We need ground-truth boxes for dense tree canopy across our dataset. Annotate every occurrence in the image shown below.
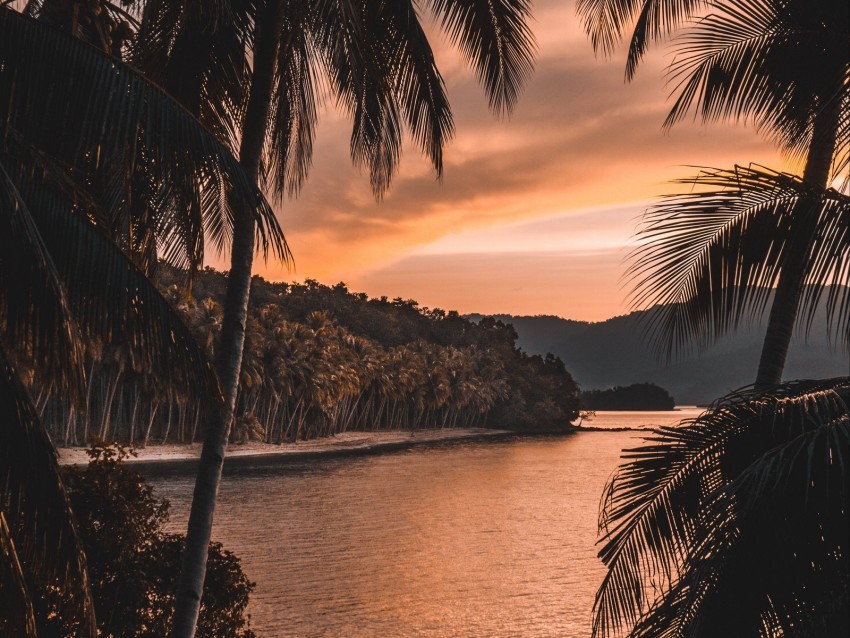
[581,383,676,411]
[33,268,581,445]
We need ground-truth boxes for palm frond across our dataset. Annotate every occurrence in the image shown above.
[577,0,705,78]
[0,512,37,638]
[631,383,850,636]
[319,0,406,195]
[626,164,850,360]
[319,0,530,194]
[0,6,289,266]
[665,0,849,166]
[0,160,84,393]
[833,91,850,187]
[386,0,455,176]
[427,0,535,115]
[130,0,255,154]
[7,163,221,403]
[593,377,850,637]
[0,344,96,637]
[267,0,322,197]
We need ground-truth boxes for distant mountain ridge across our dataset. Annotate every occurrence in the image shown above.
[469,297,847,405]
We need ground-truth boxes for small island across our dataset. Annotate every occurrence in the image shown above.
[581,382,676,411]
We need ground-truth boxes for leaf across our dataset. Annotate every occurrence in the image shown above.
[626,164,850,360]
[0,160,84,394]
[427,0,536,114]
[0,7,290,266]
[0,344,96,637]
[593,378,850,637]
[7,162,221,404]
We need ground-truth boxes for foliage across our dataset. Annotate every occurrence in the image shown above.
[0,6,287,275]
[133,0,536,198]
[592,378,850,637]
[579,0,848,377]
[627,165,850,359]
[581,383,675,411]
[578,0,849,168]
[488,351,582,431]
[34,444,255,638]
[33,267,580,444]
[0,5,290,629]
[174,269,581,435]
[0,347,93,636]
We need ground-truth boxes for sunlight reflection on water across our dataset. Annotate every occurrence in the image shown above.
[152,409,701,637]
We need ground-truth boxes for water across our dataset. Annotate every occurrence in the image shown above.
[151,408,702,637]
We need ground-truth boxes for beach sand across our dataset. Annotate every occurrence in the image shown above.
[57,428,517,473]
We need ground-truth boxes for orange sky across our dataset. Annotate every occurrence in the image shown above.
[215,0,792,321]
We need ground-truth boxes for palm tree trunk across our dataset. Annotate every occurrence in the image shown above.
[754,105,839,390]
[143,403,158,448]
[99,370,122,440]
[170,1,286,635]
[128,393,140,445]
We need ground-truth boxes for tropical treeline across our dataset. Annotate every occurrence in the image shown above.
[31,267,580,445]
[581,382,676,411]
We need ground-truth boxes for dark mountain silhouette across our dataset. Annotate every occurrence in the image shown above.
[469,290,847,405]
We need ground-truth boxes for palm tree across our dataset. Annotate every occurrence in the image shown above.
[578,0,848,386]
[592,377,849,637]
[579,6,848,634]
[152,3,537,634]
[0,6,283,633]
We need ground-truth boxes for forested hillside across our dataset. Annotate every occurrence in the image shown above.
[472,292,847,405]
[581,383,676,410]
[35,269,580,445]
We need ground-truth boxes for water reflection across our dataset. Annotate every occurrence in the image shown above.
[152,416,696,636]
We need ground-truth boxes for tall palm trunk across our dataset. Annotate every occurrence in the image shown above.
[754,104,839,389]
[170,1,286,635]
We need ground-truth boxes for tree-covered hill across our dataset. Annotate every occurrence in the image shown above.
[35,268,580,446]
[581,383,676,411]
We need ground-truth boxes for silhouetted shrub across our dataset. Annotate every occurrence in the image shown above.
[35,444,255,637]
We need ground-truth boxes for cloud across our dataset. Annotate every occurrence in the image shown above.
[232,0,791,319]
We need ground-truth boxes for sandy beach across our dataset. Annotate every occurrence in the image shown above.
[57,428,518,473]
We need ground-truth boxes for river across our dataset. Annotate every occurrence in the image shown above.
[151,407,702,637]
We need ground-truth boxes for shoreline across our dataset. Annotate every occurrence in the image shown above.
[57,428,532,475]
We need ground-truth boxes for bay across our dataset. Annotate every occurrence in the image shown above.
[152,407,702,637]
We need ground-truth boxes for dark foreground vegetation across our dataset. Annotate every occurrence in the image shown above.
[30,267,580,446]
[581,383,675,411]
[32,444,254,638]
[594,379,849,636]
[578,0,849,634]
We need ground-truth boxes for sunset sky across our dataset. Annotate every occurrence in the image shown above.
[226,0,792,322]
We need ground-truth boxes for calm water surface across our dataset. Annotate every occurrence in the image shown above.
[152,408,701,637]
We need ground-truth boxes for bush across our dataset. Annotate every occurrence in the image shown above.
[36,444,255,637]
